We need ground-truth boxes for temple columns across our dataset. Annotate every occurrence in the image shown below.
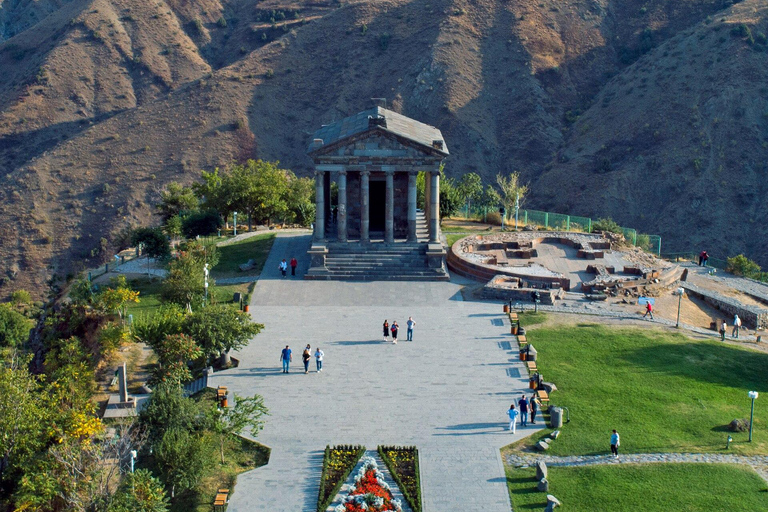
[337,171,347,242]
[360,170,370,244]
[407,171,418,242]
[429,170,440,244]
[385,170,395,244]
[314,170,325,242]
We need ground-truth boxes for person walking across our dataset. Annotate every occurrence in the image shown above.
[530,394,541,425]
[720,321,727,341]
[643,301,654,320]
[698,250,705,266]
[391,321,399,344]
[280,345,292,373]
[702,251,709,267]
[610,430,620,458]
[406,316,415,341]
[507,404,519,434]
[518,394,529,427]
[315,347,324,372]
[383,320,390,342]
[279,259,288,278]
[302,344,311,374]
[732,314,742,339]
[290,257,298,277]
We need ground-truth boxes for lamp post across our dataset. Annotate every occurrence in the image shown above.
[749,391,759,442]
[203,263,209,306]
[129,449,137,473]
[233,211,238,237]
[676,287,685,328]
[515,192,520,231]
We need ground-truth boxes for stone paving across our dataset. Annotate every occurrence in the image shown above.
[209,233,542,511]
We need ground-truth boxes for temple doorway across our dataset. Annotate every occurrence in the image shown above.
[369,180,386,233]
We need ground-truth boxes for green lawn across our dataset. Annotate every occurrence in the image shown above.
[445,233,468,247]
[507,463,768,511]
[517,311,547,327]
[519,324,768,455]
[212,233,275,278]
[125,277,164,317]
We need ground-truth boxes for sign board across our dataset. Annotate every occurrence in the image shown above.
[637,296,655,306]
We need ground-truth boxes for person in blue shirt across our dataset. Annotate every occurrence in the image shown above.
[507,405,520,434]
[280,345,292,373]
[610,430,620,457]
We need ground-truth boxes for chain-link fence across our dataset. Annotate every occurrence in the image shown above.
[454,204,661,255]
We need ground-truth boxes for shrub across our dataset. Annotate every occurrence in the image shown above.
[191,18,204,34]
[264,69,274,79]
[181,210,222,238]
[726,254,761,278]
[592,217,623,234]
[11,289,32,306]
[131,227,171,260]
[216,17,227,28]
[378,32,391,50]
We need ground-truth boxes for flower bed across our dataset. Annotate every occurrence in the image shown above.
[317,445,366,512]
[377,446,422,512]
[334,457,402,512]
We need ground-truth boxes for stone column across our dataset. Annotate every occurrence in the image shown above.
[118,362,128,403]
[407,171,418,242]
[337,171,347,242]
[324,171,332,237]
[360,170,370,244]
[424,171,432,226]
[385,170,395,244]
[429,170,440,243]
[314,170,325,241]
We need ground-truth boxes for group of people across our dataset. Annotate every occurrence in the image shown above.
[279,257,299,278]
[719,314,743,340]
[506,394,541,434]
[382,317,415,343]
[280,344,324,374]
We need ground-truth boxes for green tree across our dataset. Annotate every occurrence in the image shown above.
[152,334,203,385]
[193,169,233,225]
[209,394,268,463]
[438,176,463,224]
[10,289,32,306]
[157,182,198,222]
[726,254,761,278]
[0,304,32,348]
[160,241,218,309]
[96,275,140,323]
[229,160,290,228]
[456,172,483,215]
[181,210,223,238]
[109,469,169,512]
[182,304,263,364]
[0,356,48,481]
[131,228,171,260]
[495,172,529,225]
[132,305,185,348]
[139,384,203,444]
[286,175,316,226]
[164,215,183,239]
[153,428,212,498]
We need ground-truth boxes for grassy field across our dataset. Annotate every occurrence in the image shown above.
[125,278,253,317]
[517,324,768,455]
[507,463,768,511]
[517,311,547,327]
[445,233,468,247]
[212,233,275,278]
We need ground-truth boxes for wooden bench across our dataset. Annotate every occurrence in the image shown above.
[213,490,229,511]
[517,335,527,344]
[536,390,550,408]
[217,386,228,407]
[526,361,537,373]
[509,313,518,321]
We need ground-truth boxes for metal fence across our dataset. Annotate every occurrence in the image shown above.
[456,205,661,256]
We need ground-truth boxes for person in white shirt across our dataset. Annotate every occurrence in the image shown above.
[279,259,288,278]
[732,314,742,339]
[314,347,324,372]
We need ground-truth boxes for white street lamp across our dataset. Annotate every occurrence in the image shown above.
[233,211,238,236]
[676,287,685,328]
[749,391,759,442]
[203,263,209,306]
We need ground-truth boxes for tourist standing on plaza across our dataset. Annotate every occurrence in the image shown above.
[406,316,415,341]
[391,321,399,343]
[732,314,742,338]
[383,320,390,341]
[507,404,519,433]
[315,347,324,372]
[280,345,292,373]
[529,394,540,425]
[720,321,727,341]
[302,344,311,374]
[290,257,298,276]
[643,301,654,320]
[610,430,620,457]
[518,395,529,427]
[279,259,288,278]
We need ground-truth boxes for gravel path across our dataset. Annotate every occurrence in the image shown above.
[505,451,768,482]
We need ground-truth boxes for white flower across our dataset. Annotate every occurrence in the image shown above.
[334,505,346,512]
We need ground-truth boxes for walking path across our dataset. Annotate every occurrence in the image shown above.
[210,233,542,511]
[505,452,768,482]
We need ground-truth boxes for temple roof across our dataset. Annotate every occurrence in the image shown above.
[308,106,449,156]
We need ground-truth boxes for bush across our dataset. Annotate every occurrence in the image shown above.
[216,17,227,28]
[131,227,171,260]
[726,254,761,278]
[181,210,223,238]
[592,217,623,234]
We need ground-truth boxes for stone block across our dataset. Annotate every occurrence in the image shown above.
[545,494,562,512]
[535,441,550,451]
[535,461,548,480]
[537,478,549,492]
[550,430,561,439]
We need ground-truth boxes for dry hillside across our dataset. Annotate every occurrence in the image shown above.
[0,0,766,298]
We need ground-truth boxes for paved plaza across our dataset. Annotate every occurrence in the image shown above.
[210,233,541,511]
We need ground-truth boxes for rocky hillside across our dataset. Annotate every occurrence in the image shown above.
[0,0,766,297]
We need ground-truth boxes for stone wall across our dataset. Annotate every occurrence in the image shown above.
[682,283,768,329]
